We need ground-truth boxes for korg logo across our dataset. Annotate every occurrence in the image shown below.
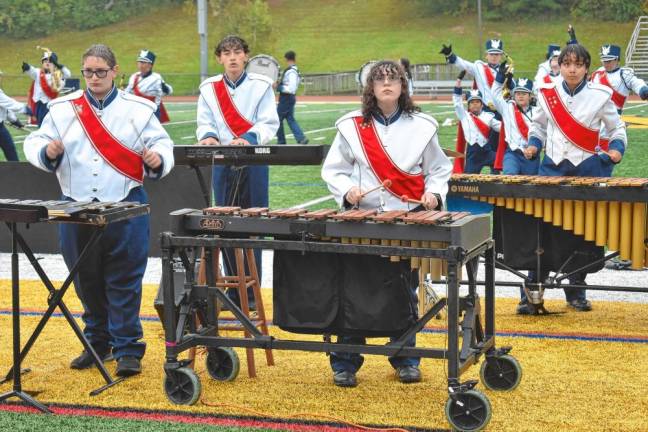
[199,218,225,230]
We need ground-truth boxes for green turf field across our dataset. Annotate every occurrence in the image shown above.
[3,100,647,211]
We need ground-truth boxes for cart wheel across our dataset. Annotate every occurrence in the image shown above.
[164,367,201,405]
[445,389,492,432]
[480,354,522,391]
[205,347,240,382]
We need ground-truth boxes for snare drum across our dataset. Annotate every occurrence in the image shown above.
[357,60,378,87]
[246,54,280,82]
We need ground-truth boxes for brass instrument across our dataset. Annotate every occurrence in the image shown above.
[36,46,63,91]
[502,53,514,99]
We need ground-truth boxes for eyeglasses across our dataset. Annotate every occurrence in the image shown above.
[373,74,401,85]
[80,69,112,78]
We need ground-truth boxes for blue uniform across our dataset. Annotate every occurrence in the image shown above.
[276,65,307,144]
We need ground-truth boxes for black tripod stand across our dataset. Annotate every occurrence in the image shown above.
[0,222,50,412]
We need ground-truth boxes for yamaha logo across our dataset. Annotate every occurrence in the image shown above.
[199,218,225,230]
[451,185,480,194]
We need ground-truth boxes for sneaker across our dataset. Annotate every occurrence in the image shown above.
[333,370,357,387]
[116,356,142,377]
[298,138,309,144]
[70,349,113,370]
[604,258,633,271]
[396,365,421,384]
[567,299,592,312]
[516,301,532,315]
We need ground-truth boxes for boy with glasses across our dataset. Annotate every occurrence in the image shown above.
[125,50,173,123]
[321,60,452,387]
[24,44,175,376]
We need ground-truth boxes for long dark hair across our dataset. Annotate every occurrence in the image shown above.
[361,60,420,123]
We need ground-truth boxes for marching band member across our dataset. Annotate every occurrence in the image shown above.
[322,60,452,388]
[492,65,539,175]
[0,71,30,161]
[534,44,561,91]
[452,77,501,174]
[196,35,279,304]
[590,44,648,113]
[24,44,174,376]
[125,50,173,123]
[22,50,71,126]
[528,43,626,312]
[441,39,504,111]
[276,50,308,144]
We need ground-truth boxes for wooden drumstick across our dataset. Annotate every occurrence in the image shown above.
[359,179,392,199]
[400,195,425,205]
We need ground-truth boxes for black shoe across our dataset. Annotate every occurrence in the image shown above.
[516,301,532,315]
[333,370,357,387]
[298,138,309,144]
[116,356,142,377]
[567,299,592,312]
[70,349,113,370]
[396,365,421,383]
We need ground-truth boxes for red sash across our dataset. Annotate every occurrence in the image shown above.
[539,85,604,153]
[39,70,59,100]
[213,78,253,137]
[454,114,491,173]
[133,74,170,123]
[353,116,424,200]
[494,106,530,170]
[591,70,626,110]
[71,94,144,182]
[482,64,495,88]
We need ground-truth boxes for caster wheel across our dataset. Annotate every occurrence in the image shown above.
[164,367,201,405]
[480,354,522,391]
[445,389,492,432]
[205,347,240,381]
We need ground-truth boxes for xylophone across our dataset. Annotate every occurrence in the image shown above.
[448,174,648,270]
[0,198,149,411]
[160,206,517,431]
[0,198,149,225]
[173,144,329,166]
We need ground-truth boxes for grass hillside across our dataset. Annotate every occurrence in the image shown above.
[0,0,638,95]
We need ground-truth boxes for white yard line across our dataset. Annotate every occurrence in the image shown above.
[289,194,334,209]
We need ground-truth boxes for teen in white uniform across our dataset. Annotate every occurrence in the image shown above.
[22,51,71,125]
[528,44,626,312]
[0,76,29,161]
[24,44,174,377]
[322,60,452,388]
[125,50,173,122]
[196,35,279,303]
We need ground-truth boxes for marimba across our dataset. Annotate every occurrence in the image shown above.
[449,174,648,270]
[160,207,518,431]
[0,199,149,412]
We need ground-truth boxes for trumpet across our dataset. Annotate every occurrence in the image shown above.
[36,45,63,91]
[502,53,515,99]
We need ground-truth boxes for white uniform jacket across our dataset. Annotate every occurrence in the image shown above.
[279,66,300,94]
[25,65,72,104]
[322,109,452,211]
[196,72,279,145]
[449,56,498,107]
[0,88,26,123]
[125,71,172,106]
[453,92,501,147]
[529,79,627,166]
[491,80,533,151]
[24,87,174,202]
[590,66,647,103]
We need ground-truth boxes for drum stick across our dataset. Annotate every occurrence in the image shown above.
[401,195,425,205]
[359,179,392,199]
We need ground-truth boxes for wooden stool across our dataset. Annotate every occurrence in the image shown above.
[192,246,274,378]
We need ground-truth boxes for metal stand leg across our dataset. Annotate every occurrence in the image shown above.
[0,223,51,413]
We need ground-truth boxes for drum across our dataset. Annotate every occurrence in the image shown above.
[357,60,378,87]
[246,54,280,82]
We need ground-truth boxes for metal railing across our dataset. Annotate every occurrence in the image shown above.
[625,16,648,79]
